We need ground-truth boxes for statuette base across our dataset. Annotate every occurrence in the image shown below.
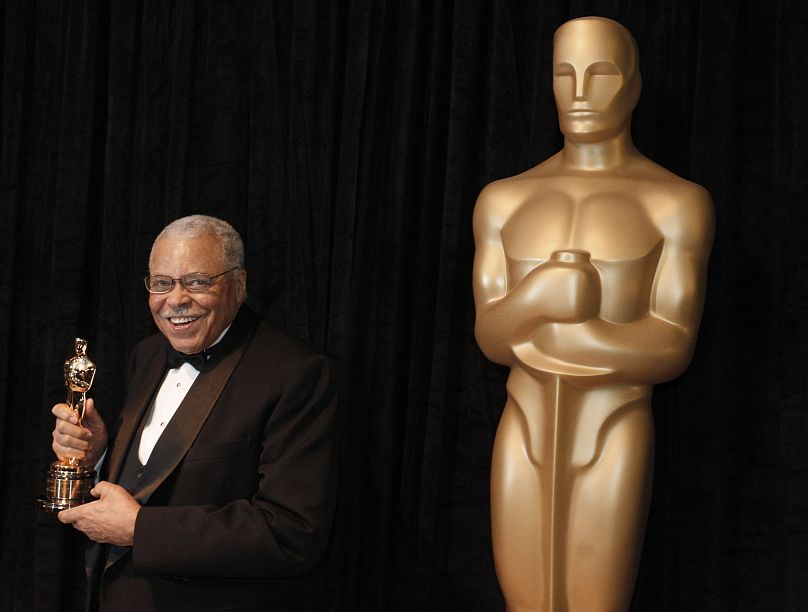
[38,460,96,512]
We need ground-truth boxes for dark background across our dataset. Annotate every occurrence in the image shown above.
[1,1,806,610]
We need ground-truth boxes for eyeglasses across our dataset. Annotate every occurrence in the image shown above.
[144,267,240,294]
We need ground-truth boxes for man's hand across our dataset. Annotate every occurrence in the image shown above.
[52,398,108,467]
[58,482,141,546]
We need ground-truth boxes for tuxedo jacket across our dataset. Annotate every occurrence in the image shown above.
[95,307,338,611]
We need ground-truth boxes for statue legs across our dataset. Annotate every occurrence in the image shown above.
[491,375,654,611]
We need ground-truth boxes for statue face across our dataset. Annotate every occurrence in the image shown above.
[552,19,640,142]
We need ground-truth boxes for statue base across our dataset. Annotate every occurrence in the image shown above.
[38,460,96,512]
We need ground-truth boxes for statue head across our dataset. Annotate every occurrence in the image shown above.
[552,17,641,143]
[65,338,96,393]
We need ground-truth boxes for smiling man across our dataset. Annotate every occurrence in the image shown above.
[52,215,338,611]
[148,228,246,355]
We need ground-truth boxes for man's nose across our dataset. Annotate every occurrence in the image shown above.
[165,281,191,306]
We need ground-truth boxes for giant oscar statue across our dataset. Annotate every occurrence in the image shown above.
[472,17,714,611]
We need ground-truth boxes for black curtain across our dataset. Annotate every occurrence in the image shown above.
[1,1,806,610]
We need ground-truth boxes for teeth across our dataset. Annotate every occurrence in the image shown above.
[169,316,198,324]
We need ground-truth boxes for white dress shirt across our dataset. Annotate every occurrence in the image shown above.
[138,362,200,464]
[137,326,230,464]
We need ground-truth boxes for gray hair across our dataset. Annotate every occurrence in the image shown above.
[151,215,245,269]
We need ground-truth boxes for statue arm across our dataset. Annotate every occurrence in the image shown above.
[530,188,715,384]
[473,183,605,367]
[472,187,541,366]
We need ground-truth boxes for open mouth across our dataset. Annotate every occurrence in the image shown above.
[166,314,203,329]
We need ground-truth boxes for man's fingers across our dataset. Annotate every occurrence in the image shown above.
[51,401,107,466]
[52,418,93,461]
[91,481,109,497]
[51,403,79,425]
[54,421,91,440]
[53,420,92,445]
[57,507,76,524]
[83,398,103,429]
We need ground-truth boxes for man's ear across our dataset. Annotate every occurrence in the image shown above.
[235,268,248,303]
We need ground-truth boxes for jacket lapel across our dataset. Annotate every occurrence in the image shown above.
[132,344,246,505]
[106,353,165,484]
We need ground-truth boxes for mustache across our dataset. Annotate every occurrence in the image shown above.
[159,308,204,318]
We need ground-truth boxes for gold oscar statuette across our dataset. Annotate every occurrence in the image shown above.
[38,338,97,512]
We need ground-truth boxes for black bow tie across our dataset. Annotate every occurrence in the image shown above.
[163,310,246,373]
[166,349,207,371]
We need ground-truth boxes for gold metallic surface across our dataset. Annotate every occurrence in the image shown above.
[472,17,714,611]
[39,338,98,512]
[39,461,97,512]
[64,337,96,426]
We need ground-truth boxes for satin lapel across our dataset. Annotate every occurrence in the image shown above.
[132,343,247,505]
[106,354,165,484]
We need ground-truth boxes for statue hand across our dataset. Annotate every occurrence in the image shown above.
[514,254,601,325]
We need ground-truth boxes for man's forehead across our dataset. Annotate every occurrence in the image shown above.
[149,233,224,271]
[553,20,635,73]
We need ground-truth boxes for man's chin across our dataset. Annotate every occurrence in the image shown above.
[167,339,205,355]
[157,325,206,355]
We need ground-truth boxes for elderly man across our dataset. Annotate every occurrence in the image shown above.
[52,215,338,611]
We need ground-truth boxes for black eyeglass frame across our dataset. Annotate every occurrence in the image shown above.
[144,267,240,294]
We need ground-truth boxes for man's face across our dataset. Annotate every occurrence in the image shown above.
[148,233,246,354]
[552,21,639,141]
